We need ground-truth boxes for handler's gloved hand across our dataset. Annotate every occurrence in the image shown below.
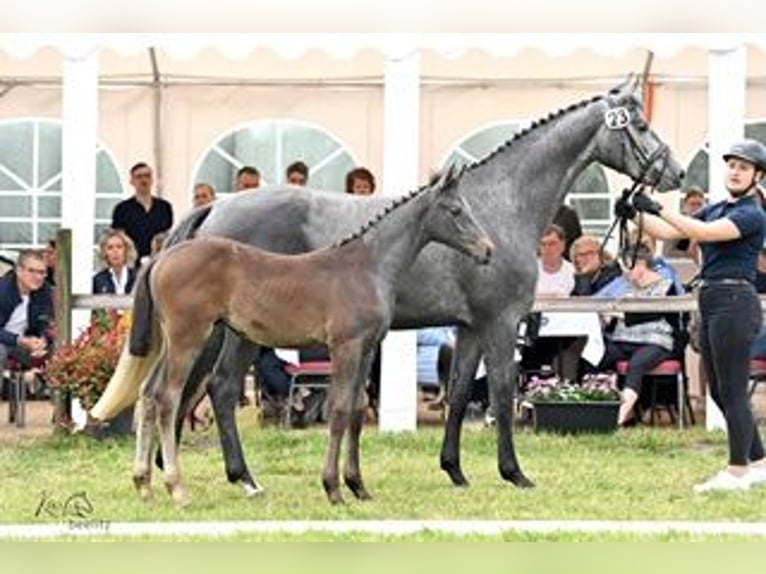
[613,191,636,220]
[632,192,663,216]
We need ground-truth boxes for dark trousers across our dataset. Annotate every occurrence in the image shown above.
[599,340,672,394]
[699,283,765,466]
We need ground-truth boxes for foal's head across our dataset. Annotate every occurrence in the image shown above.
[424,166,494,265]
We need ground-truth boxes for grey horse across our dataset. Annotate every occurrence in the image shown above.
[94,78,684,496]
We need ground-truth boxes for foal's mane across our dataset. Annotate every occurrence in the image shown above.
[334,167,463,248]
[333,92,609,250]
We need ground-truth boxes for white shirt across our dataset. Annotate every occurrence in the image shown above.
[110,267,129,295]
[4,294,29,338]
[536,259,575,296]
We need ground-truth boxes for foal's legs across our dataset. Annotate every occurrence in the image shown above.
[156,331,209,505]
[323,339,364,505]
[440,327,484,486]
[133,354,167,500]
[343,347,376,500]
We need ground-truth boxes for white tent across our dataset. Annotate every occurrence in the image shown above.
[2,33,762,430]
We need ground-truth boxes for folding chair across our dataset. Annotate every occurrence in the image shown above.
[4,356,45,428]
[283,361,332,428]
[616,358,695,429]
[749,358,766,398]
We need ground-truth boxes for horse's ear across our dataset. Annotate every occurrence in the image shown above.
[609,73,637,99]
[433,163,457,191]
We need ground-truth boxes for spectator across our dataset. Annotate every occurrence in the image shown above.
[663,187,707,262]
[553,203,583,261]
[570,235,622,296]
[536,224,575,296]
[192,183,216,208]
[111,162,173,264]
[0,250,55,389]
[43,239,57,288]
[418,327,489,414]
[92,229,138,295]
[750,242,766,359]
[235,166,261,191]
[521,224,577,381]
[417,327,455,394]
[345,167,376,196]
[286,161,309,186]
[599,229,685,297]
[597,244,680,426]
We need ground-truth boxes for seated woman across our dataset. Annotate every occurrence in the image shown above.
[92,228,137,295]
[597,244,680,426]
[418,327,455,398]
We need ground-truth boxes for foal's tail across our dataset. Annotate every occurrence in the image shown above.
[89,260,162,422]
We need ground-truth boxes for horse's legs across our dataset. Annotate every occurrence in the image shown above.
[483,312,533,488]
[207,331,263,496]
[133,354,166,501]
[323,340,363,505]
[440,327,484,487]
[343,347,376,501]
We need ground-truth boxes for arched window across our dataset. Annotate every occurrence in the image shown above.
[683,121,766,195]
[0,118,123,254]
[441,121,611,235]
[192,119,357,198]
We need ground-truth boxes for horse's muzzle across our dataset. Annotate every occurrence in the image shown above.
[474,238,494,265]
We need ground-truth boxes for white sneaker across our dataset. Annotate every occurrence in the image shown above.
[748,466,766,487]
[693,470,751,494]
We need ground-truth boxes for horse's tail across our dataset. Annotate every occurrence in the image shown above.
[163,204,212,248]
[89,260,161,422]
[129,260,156,357]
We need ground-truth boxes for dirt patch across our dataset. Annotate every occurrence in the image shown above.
[0,400,55,444]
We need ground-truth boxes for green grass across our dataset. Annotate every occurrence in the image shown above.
[1,413,765,540]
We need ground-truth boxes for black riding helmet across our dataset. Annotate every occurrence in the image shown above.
[722,139,766,172]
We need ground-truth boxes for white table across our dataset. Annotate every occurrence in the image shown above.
[537,311,604,366]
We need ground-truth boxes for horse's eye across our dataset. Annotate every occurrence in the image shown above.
[449,205,462,216]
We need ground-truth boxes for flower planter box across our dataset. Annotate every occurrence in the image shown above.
[532,401,619,434]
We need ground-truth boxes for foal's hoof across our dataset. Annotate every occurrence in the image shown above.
[344,477,373,501]
[326,489,346,505]
[349,485,373,501]
[137,484,153,502]
[168,484,192,508]
[501,469,535,489]
[133,477,154,502]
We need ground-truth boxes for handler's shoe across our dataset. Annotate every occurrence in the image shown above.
[693,470,751,493]
[747,466,766,487]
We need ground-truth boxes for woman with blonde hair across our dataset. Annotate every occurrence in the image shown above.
[92,228,138,295]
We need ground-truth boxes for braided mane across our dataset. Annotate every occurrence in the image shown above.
[334,93,604,249]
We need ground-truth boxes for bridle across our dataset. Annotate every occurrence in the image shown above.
[600,103,670,269]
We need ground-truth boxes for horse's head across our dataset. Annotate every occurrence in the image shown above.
[594,76,684,192]
[425,165,494,264]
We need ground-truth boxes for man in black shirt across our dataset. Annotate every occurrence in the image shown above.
[112,162,173,264]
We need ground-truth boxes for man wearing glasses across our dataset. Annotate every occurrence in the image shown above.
[0,250,54,378]
[112,162,174,265]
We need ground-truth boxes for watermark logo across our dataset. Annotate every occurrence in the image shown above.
[34,490,110,533]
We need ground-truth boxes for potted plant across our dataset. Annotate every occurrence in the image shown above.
[521,372,621,434]
[45,310,133,437]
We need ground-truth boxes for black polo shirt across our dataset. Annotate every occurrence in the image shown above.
[112,195,173,259]
[696,195,766,283]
